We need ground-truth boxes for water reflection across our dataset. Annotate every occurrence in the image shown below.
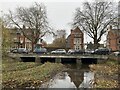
[48,72,76,88]
[40,64,94,88]
[79,71,94,88]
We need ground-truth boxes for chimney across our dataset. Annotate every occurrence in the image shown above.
[76,26,79,29]
[23,25,25,29]
[71,29,73,33]
[109,25,112,30]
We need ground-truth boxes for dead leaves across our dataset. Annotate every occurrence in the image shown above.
[89,59,119,88]
[2,60,64,88]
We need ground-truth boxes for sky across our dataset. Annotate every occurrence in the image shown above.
[0,0,119,44]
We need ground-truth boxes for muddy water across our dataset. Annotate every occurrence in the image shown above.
[40,64,94,88]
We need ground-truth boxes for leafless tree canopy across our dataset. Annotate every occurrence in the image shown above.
[7,3,53,50]
[73,2,118,49]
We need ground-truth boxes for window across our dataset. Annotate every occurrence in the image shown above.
[74,34,81,38]
[74,45,81,50]
[117,39,120,44]
[74,38,78,44]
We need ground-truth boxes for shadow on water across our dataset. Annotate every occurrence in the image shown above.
[40,63,94,88]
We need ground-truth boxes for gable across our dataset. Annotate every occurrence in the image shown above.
[73,27,83,34]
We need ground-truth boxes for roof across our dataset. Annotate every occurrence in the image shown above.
[110,29,120,35]
[107,28,120,39]
[111,29,120,33]
[72,26,83,33]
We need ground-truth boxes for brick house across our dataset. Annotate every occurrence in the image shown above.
[107,25,120,51]
[16,30,32,50]
[9,28,20,49]
[10,26,46,51]
[66,27,84,50]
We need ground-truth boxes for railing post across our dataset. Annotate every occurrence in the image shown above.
[35,56,41,63]
[55,58,61,63]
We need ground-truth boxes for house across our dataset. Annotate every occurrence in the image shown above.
[107,25,120,51]
[9,28,20,49]
[66,27,84,50]
[9,26,46,51]
[16,30,32,50]
[9,27,33,50]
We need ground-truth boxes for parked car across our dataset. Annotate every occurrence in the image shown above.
[85,49,95,54]
[67,49,84,54]
[51,49,66,54]
[33,48,47,54]
[74,50,85,54]
[68,49,75,54]
[11,48,29,54]
[18,48,29,54]
[118,52,120,56]
[10,48,18,53]
[94,48,110,55]
[112,51,120,56]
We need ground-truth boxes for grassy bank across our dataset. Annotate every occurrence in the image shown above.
[89,59,119,88]
[2,57,64,88]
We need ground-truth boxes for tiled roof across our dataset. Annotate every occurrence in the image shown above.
[111,29,120,34]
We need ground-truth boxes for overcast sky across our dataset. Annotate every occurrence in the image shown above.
[0,0,119,44]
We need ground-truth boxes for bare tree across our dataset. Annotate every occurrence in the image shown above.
[6,3,54,51]
[53,29,66,40]
[50,37,66,48]
[73,2,117,49]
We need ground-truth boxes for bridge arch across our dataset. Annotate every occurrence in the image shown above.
[81,58,97,64]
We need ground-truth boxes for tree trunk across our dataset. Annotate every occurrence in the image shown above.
[31,40,34,52]
[94,37,99,50]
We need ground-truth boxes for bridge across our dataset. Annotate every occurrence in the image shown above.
[8,53,109,64]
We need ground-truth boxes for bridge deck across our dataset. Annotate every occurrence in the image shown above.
[8,53,108,59]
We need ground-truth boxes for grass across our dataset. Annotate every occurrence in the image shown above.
[89,59,119,88]
[2,57,64,88]
[2,62,38,73]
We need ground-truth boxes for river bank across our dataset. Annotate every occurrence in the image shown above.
[89,59,119,88]
[2,57,65,88]
[2,56,119,89]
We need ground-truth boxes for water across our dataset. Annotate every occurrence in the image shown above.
[79,71,94,88]
[40,64,94,88]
